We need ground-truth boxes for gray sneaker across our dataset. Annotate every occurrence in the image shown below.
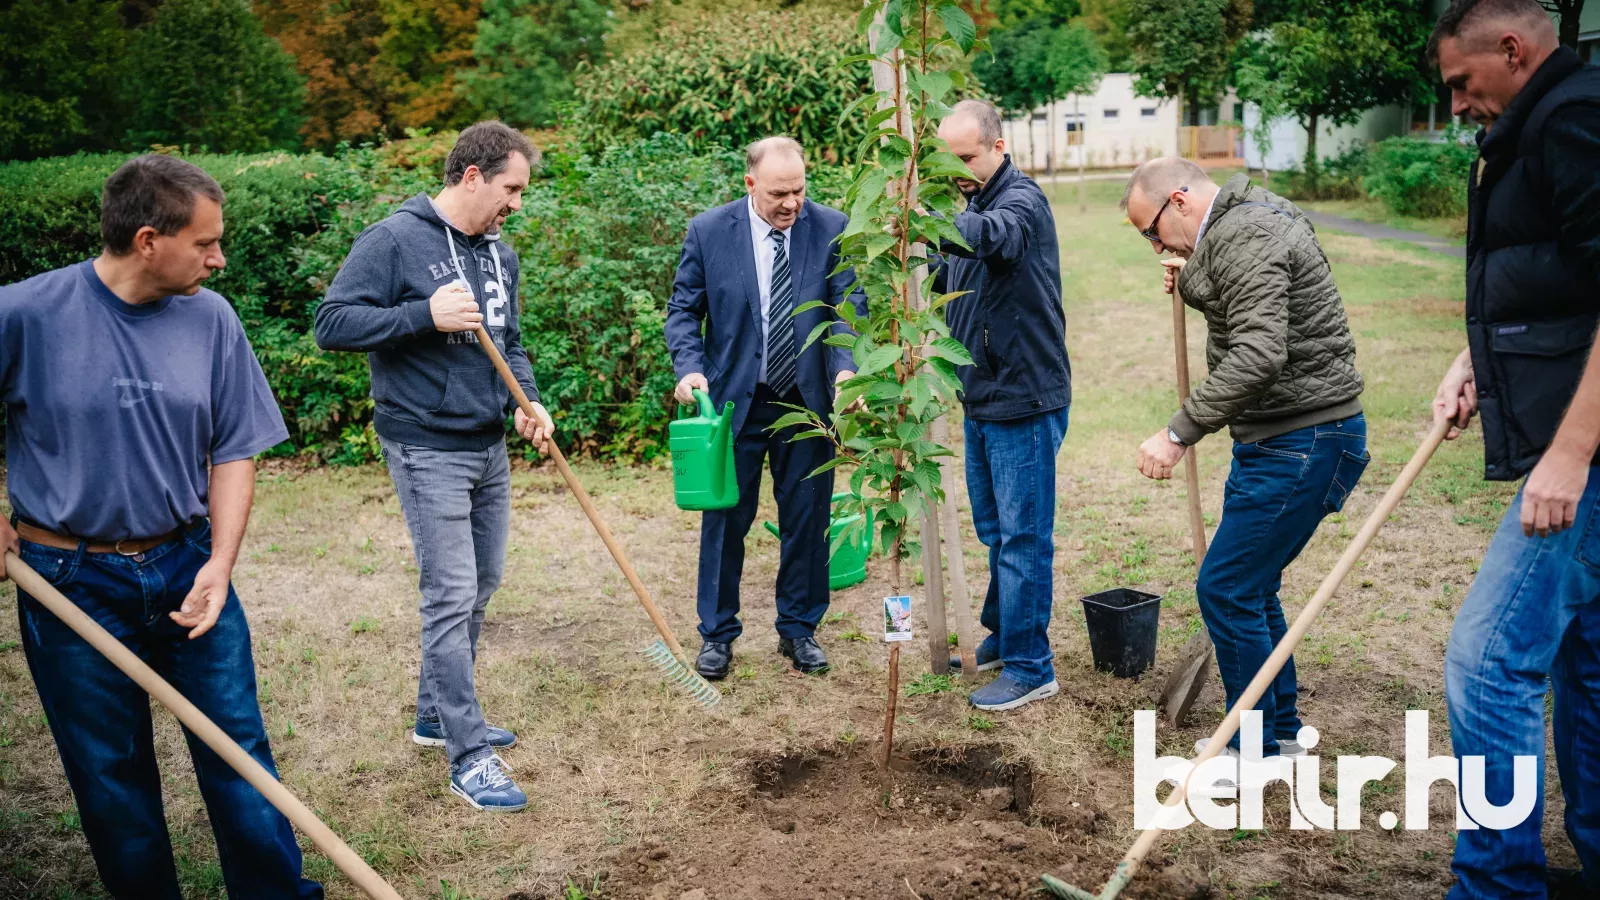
[450,754,527,812]
[413,717,517,750]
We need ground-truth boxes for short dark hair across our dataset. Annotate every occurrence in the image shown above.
[100,155,225,256]
[951,99,1002,145]
[444,120,540,186]
[1428,0,1552,65]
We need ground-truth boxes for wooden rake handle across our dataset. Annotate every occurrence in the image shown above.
[5,552,403,900]
[471,326,689,662]
[1117,415,1451,882]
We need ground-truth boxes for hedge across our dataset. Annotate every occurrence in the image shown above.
[0,135,853,464]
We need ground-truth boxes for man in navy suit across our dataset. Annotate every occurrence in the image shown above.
[665,136,863,679]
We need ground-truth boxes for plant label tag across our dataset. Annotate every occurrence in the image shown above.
[883,595,913,642]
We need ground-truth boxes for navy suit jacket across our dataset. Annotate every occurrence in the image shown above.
[665,197,865,437]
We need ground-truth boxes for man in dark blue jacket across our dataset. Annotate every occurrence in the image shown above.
[665,137,863,680]
[315,121,553,813]
[935,99,1072,712]
[1429,1,1600,896]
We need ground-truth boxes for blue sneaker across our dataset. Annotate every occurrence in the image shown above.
[969,674,1059,711]
[450,754,527,812]
[413,717,517,750]
[949,641,1003,673]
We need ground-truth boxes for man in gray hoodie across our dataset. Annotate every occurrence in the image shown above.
[314,120,553,812]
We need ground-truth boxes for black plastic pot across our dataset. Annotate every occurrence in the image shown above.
[1081,588,1162,678]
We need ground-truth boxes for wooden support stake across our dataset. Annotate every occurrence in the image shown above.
[935,416,979,676]
[881,643,902,768]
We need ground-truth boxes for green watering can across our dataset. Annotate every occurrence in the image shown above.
[671,388,738,511]
[764,493,875,591]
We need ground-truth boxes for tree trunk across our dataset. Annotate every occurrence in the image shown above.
[1076,95,1085,213]
[1304,113,1319,174]
[1559,0,1582,49]
[1047,98,1057,199]
[1028,109,1037,173]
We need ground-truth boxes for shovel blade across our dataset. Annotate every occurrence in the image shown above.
[1160,629,1214,726]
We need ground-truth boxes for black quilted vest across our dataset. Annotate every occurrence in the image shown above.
[1466,48,1600,480]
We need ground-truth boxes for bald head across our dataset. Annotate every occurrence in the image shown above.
[1121,158,1219,258]
[745,136,806,230]
[1429,0,1558,127]
[938,99,1007,195]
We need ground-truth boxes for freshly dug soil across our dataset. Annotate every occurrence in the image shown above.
[598,743,1210,900]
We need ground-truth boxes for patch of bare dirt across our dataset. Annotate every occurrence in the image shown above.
[602,743,1209,900]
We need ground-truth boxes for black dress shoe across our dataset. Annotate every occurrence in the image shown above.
[696,641,732,680]
[778,635,829,674]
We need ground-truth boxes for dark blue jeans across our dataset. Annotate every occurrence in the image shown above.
[1446,469,1600,899]
[965,405,1071,688]
[697,383,833,643]
[14,521,321,900]
[1198,414,1369,754]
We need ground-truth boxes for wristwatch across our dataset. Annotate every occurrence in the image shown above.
[1167,428,1187,447]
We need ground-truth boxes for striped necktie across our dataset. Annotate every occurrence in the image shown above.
[765,227,797,396]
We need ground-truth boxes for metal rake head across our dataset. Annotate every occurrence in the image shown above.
[642,640,721,709]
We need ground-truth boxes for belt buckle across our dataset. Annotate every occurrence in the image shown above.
[114,539,141,557]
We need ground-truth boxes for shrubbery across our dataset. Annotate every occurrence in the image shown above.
[0,135,854,464]
[1362,127,1475,218]
[1274,141,1370,202]
[570,8,873,162]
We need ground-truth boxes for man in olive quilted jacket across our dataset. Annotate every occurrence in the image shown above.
[1121,157,1369,768]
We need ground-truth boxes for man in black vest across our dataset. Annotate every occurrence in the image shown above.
[1429,1,1600,897]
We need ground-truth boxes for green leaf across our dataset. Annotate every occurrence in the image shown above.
[856,344,903,377]
[766,411,817,433]
[936,3,976,54]
[926,336,974,365]
[792,300,831,316]
[799,319,835,354]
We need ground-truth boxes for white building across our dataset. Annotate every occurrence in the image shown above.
[1002,74,1245,175]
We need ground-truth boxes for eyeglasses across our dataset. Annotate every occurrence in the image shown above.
[1140,186,1187,243]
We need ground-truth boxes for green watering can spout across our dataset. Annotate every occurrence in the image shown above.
[671,388,740,511]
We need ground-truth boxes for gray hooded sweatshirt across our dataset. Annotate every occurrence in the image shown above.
[314,193,540,451]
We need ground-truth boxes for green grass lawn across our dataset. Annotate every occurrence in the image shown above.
[0,177,1556,900]
[1300,197,1467,242]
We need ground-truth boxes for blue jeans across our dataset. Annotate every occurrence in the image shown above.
[965,406,1070,688]
[1446,469,1600,899]
[14,520,321,900]
[1198,415,1369,754]
[381,437,511,773]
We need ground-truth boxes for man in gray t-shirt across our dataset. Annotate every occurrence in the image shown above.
[0,156,320,900]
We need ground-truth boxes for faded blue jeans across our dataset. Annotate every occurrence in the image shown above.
[1198,415,1369,754]
[382,437,510,773]
[1446,469,1600,899]
[15,520,321,900]
[965,405,1070,689]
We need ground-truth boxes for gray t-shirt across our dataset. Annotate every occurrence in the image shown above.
[0,261,288,540]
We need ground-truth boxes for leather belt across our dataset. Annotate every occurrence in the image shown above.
[16,521,185,556]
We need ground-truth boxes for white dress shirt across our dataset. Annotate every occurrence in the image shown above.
[748,195,793,383]
[1193,189,1221,247]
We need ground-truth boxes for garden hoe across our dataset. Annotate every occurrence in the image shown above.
[474,327,720,709]
[1041,416,1451,900]
[5,552,406,900]
[1156,286,1215,727]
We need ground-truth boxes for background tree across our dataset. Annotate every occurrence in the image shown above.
[570,8,873,159]
[0,0,129,160]
[257,0,395,148]
[1045,21,1106,207]
[1232,0,1431,172]
[458,0,610,129]
[972,17,1053,161]
[1076,0,1131,71]
[1125,0,1252,110]
[1540,1,1587,50]
[371,0,482,133]
[126,0,306,152]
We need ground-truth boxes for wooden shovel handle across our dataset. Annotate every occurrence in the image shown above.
[1117,415,1451,882]
[1172,289,1207,560]
[6,553,403,900]
[471,326,688,662]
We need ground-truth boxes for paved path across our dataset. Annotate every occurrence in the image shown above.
[1302,210,1466,259]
